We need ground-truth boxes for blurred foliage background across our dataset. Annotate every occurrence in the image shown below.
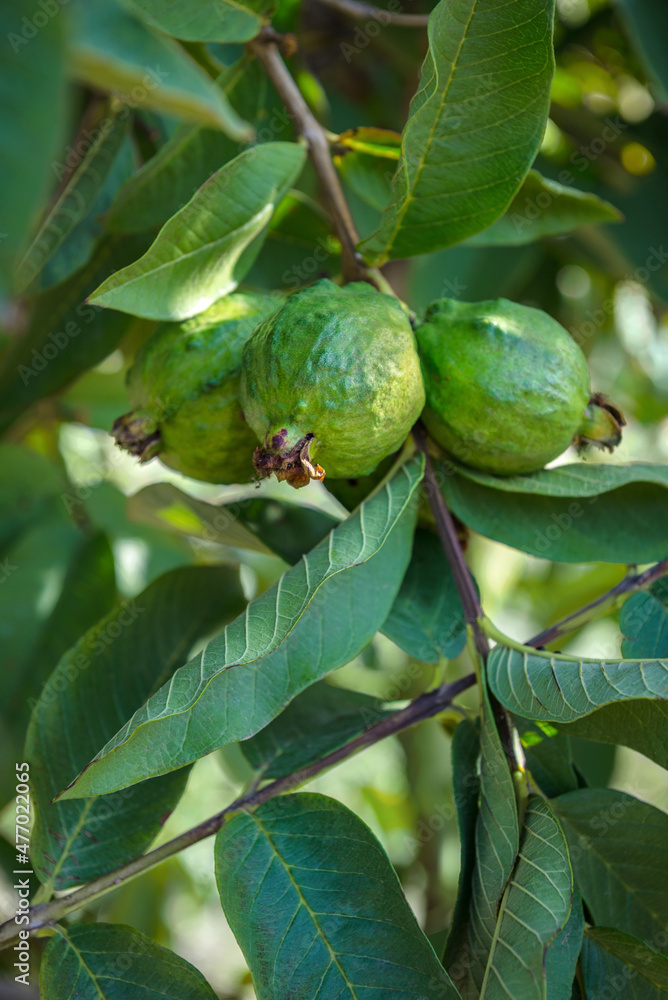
[1,0,667,995]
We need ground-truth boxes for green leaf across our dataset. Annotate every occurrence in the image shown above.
[467,170,622,246]
[40,923,218,999]
[0,444,64,552]
[621,583,668,659]
[440,462,668,563]
[617,0,668,101]
[553,789,668,945]
[69,0,252,139]
[358,0,556,264]
[240,681,394,778]
[335,131,401,211]
[558,701,668,771]
[515,717,579,799]
[124,0,266,44]
[581,928,668,999]
[488,640,668,724]
[467,688,520,994]
[90,142,306,320]
[15,105,130,293]
[545,888,584,1000]
[126,481,338,563]
[59,456,424,798]
[0,233,152,433]
[443,718,480,996]
[215,793,461,1000]
[106,57,266,233]
[480,796,572,1000]
[0,0,67,297]
[382,527,467,663]
[27,565,245,891]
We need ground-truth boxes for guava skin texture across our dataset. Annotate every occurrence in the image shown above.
[416,297,624,476]
[112,293,283,484]
[240,279,426,486]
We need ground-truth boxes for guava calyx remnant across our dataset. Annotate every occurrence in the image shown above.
[575,393,626,452]
[253,432,325,489]
[111,411,160,462]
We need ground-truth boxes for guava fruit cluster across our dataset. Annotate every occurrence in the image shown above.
[112,293,282,484]
[416,297,624,476]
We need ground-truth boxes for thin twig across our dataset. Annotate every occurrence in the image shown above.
[526,556,668,649]
[313,0,430,27]
[249,30,371,285]
[0,675,475,950]
[413,425,488,660]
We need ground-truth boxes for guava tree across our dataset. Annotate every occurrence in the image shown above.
[1,0,667,998]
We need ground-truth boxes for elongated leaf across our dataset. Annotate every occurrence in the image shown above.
[358,0,556,264]
[27,566,245,890]
[581,928,668,999]
[1,0,67,298]
[440,463,668,563]
[468,170,622,246]
[127,482,338,564]
[106,58,267,234]
[0,234,152,433]
[15,106,130,293]
[545,888,584,1000]
[215,793,461,1000]
[125,0,266,44]
[621,582,668,659]
[382,527,467,663]
[40,923,217,999]
[480,796,572,1000]
[451,461,668,497]
[59,456,423,798]
[467,688,520,994]
[70,0,252,139]
[240,681,394,778]
[553,789,668,945]
[488,641,668,723]
[617,0,668,101]
[443,719,480,997]
[90,142,306,319]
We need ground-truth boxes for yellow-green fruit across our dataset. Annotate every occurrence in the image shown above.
[240,279,425,487]
[416,297,624,476]
[112,293,283,484]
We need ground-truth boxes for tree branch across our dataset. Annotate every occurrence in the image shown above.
[249,29,371,285]
[0,675,475,950]
[313,0,430,27]
[526,556,668,649]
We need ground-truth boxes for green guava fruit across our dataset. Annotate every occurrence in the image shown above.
[240,279,425,487]
[112,293,283,484]
[416,297,624,476]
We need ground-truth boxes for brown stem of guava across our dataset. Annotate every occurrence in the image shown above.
[253,432,325,489]
[248,30,374,287]
[111,411,161,462]
[575,393,626,453]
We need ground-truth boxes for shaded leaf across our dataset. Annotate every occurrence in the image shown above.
[468,170,621,246]
[90,142,306,320]
[0,0,67,297]
[443,718,480,997]
[617,0,668,101]
[581,927,668,999]
[545,888,585,1000]
[215,793,461,1000]
[480,797,572,1000]
[335,130,400,211]
[515,717,579,799]
[382,527,467,663]
[125,0,266,44]
[0,444,64,552]
[59,456,424,798]
[69,0,252,139]
[487,641,668,723]
[27,565,245,890]
[558,701,668,772]
[440,462,668,563]
[0,233,152,433]
[40,923,217,999]
[621,583,668,659]
[15,105,130,294]
[467,687,520,994]
[106,57,267,233]
[358,0,555,264]
[240,681,393,778]
[553,788,668,945]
